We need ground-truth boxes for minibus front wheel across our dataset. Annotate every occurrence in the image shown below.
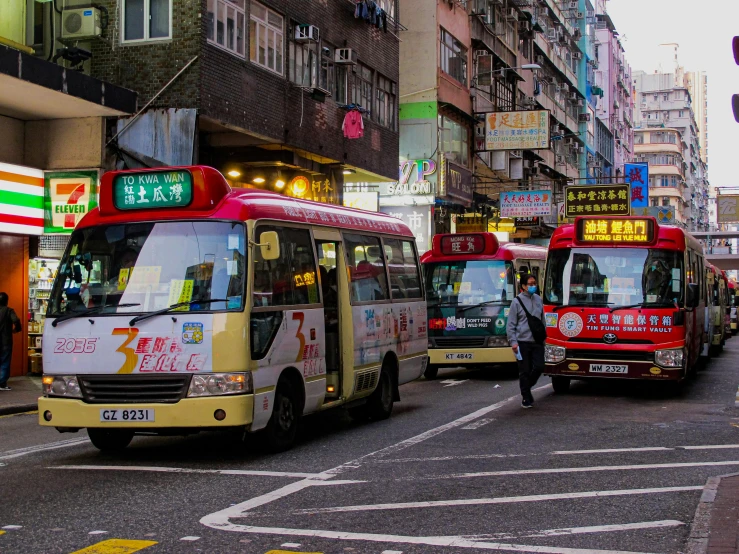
[88,428,134,452]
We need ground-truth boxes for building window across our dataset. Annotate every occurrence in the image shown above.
[662,197,670,207]
[439,114,469,167]
[440,28,467,86]
[375,74,396,130]
[289,32,317,87]
[249,1,283,74]
[122,0,171,42]
[334,65,348,104]
[318,45,334,94]
[377,0,396,21]
[353,63,373,109]
[207,0,245,56]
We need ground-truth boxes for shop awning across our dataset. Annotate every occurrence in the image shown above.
[0,45,137,120]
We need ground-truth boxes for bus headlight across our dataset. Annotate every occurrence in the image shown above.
[486,336,509,347]
[42,375,82,399]
[545,345,566,363]
[187,372,253,397]
[654,349,683,368]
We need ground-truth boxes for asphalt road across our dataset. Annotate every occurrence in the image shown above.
[2,341,739,554]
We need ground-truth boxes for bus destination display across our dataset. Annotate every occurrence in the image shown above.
[440,234,486,255]
[113,170,193,210]
[576,218,654,244]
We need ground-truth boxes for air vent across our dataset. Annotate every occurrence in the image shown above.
[354,369,379,393]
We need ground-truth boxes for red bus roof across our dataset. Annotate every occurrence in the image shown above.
[421,232,546,264]
[79,165,414,238]
[549,216,701,252]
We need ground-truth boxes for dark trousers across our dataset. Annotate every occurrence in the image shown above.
[517,341,544,403]
[0,346,11,387]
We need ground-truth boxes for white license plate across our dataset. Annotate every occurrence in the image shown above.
[99,409,155,422]
[589,364,628,374]
[445,353,474,360]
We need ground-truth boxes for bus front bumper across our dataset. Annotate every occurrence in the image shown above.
[545,359,682,380]
[38,395,254,429]
[429,347,516,365]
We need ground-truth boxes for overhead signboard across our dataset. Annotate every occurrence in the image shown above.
[565,184,630,218]
[718,195,739,224]
[576,217,655,244]
[44,170,99,233]
[455,216,486,233]
[500,190,552,218]
[484,110,549,151]
[113,170,193,210]
[343,191,379,212]
[625,163,649,211]
[514,216,540,227]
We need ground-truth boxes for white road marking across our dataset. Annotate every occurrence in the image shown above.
[441,379,469,387]
[281,543,302,547]
[0,438,89,460]
[735,386,739,408]
[381,550,404,554]
[88,530,108,535]
[461,418,495,430]
[180,536,200,541]
[373,453,523,463]
[293,486,703,515]
[412,460,739,481]
[50,464,329,479]
[552,447,672,455]
[681,444,739,450]
[465,520,685,541]
[2,525,22,530]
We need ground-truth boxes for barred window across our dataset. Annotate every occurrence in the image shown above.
[440,28,467,85]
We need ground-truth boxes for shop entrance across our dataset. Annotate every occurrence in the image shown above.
[0,234,28,379]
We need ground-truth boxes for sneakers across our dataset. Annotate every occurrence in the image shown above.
[521,399,533,409]
[0,386,10,391]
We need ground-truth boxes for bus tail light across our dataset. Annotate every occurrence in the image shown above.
[654,349,683,368]
[545,345,566,363]
[187,372,253,397]
[42,375,82,399]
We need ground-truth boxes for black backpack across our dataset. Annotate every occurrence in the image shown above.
[516,296,547,344]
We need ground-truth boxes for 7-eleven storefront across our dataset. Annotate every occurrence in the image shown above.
[0,162,97,379]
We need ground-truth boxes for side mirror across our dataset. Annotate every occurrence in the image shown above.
[687,283,700,308]
[258,231,280,261]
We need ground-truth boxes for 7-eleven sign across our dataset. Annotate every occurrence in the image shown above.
[44,172,98,233]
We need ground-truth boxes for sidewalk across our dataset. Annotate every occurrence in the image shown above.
[0,375,42,416]
[688,472,739,554]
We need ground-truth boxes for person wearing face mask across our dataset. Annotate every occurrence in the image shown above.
[506,274,546,408]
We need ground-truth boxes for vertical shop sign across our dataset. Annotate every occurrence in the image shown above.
[625,163,649,212]
[439,155,473,206]
[44,170,99,233]
[380,205,432,254]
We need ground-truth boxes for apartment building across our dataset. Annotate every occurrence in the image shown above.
[633,70,709,230]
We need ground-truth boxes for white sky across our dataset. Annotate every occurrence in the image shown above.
[605,0,739,189]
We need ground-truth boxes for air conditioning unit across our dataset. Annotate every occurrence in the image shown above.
[568,1,578,9]
[572,51,582,60]
[61,7,102,39]
[565,138,574,146]
[555,84,562,92]
[551,123,560,133]
[295,24,319,42]
[576,11,584,18]
[578,145,585,153]
[579,113,591,122]
[469,0,486,15]
[547,28,557,41]
[535,55,545,65]
[577,99,584,107]
[519,21,531,32]
[335,48,358,65]
[507,8,518,21]
[556,155,565,164]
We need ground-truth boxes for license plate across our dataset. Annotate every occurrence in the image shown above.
[589,364,628,374]
[445,353,474,360]
[99,409,155,422]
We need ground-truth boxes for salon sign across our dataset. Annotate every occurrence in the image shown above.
[44,170,99,233]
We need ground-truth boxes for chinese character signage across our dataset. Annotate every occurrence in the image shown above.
[500,190,551,218]
[380,205,432,254]
[625,163,649,210]
[515,216,540,227]
[718,195,739,224]
[565,184,630,217]
[575,217,655,244]
[113,170,193,210]
[484,110,550,151]
[440,234,485,255]
[44,170,99,233]
[343,192,379,212]
[455,216,486,233]
[439,155,473,206]
[285,173,339,204]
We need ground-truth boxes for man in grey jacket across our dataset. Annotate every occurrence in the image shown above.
[506,274,545,408]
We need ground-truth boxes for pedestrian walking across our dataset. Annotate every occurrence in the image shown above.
[506,274,546,408]
[0,292,22,391]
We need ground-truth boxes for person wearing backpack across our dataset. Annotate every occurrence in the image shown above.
[0,292,22,391]
[506,274,546,408]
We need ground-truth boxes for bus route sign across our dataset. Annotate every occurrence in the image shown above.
[113,170,193,210]
[575,217,655,244]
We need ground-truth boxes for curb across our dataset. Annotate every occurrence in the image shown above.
[686,471,739,554]
[0,403,38,417]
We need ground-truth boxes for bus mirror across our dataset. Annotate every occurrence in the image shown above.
[258,231,280,261]
[687,283,700,308]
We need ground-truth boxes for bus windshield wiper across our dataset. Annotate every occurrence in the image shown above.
[461,300,511,312]
[51,303,141,327]
[610,301,676,313]
[552,302,614,312]
[128,299,228,326]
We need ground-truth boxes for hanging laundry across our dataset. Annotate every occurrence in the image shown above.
[342,110,364,139]
[375,8,383,29]
[363,0,371,21]
[368,0,378,25]
[381,9,387,32]
[354,0,361,18]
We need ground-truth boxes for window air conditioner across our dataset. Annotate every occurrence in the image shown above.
[570,92,578,100]
[572,51,582,60]
[576,11,584,18]
[61,7,102,39]
[295,24,319,42]
[577,99,584,107]
[335,48,358,65]
[578,113,591,122]
[556,155,564,164]
[565,138,574,145]
[578,145,585,153]
[547,28,557,41]
[535,55,545,65]
[568,1,578,9]
[507,8,518,21]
